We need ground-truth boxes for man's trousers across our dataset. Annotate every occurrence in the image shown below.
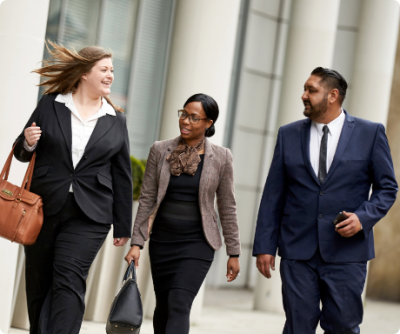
[280,249,367,334]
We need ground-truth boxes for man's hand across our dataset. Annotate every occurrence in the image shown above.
[335,211,362,238]
[256,254,275,278]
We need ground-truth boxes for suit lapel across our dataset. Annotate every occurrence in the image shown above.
[157,137,180,204]
[84,114,117,153]
[322,111,355,185]
[199,138,213,200]
[54,101,73,164]
[300,120,320,186]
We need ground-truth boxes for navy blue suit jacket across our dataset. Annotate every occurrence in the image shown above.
[253,111,397,262]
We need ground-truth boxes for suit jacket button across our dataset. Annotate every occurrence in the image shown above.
[70,173,74,178]
[320,191,324,196]
[84,155,88,159]
[319,214,323,218]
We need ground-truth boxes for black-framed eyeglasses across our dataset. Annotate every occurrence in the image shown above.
[178,110,209,124]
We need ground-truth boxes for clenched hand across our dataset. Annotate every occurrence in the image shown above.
[335,211,362,238]
[24,122,42,146]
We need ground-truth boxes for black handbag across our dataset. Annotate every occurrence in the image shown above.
[106,262,143,334]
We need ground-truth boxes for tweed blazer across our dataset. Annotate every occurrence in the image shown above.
[131,136,241,255]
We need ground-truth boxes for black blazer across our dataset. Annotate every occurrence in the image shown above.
[14,93,133,238]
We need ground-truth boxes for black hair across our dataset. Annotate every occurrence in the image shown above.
[311,67,348,104]
[183,93,219,137]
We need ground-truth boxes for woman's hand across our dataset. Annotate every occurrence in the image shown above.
[113,237,129,247]
[226,257,240,282]
[24,122,42,146]
[125,245,141,268]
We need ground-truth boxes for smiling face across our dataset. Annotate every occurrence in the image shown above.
[81,57,114,97]
[302,75,329,121]
[179,101,213,144]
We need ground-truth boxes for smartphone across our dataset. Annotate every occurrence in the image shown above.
[332,212,347,228]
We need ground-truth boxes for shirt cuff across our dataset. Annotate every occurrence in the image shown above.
[23,139,37,152]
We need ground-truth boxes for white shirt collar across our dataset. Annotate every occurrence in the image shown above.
[55,92,116,121]
[313,109,345,137]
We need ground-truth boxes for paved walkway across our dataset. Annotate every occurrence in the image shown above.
[9,288,400,334]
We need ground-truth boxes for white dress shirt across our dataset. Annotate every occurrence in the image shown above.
[309,110,362,229]
[24,92,116,192]
[309,110,345,177]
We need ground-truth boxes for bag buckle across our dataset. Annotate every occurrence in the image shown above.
[2,189,13,196]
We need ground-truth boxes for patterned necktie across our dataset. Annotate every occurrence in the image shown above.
[318,125,329,184]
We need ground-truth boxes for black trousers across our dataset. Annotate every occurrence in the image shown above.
[24,193,110,334]
[280,249,367,334]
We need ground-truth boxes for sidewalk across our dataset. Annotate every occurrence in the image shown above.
[9,288,400,334]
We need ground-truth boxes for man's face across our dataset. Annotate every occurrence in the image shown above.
[302,75,329,121]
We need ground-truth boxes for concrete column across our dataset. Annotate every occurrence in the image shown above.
[367,17,400,302]
[255,0,341,313]
[278,0,341,127]
[159,0,241,146]
[253,257,283,312]
[0,0,49,332]
[158,0,241,322]
[347,0,400,125]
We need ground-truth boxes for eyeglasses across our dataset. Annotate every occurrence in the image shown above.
[178,110,209,124]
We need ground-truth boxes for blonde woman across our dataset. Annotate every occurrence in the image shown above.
[13,42,133,334]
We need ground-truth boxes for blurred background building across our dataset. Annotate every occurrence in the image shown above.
[1,0,400,333]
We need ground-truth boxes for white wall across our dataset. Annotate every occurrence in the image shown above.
[0,0,50,332]
[159,0,241,146]
[331,0,362,110]
[277,0,341,127]
[348,0,400,125]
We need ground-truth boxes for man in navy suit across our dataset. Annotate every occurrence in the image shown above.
[253,67,397,334]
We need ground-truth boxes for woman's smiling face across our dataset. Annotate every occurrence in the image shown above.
[81,57,114,97]
[179,102,213,144]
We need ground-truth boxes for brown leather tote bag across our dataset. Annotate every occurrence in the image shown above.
[0,144,44,245]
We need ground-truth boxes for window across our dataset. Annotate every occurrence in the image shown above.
[41,0,138,110]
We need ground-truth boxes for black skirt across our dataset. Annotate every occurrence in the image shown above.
[149,198,214,294]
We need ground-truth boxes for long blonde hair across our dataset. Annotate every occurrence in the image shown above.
[33,41,124,112]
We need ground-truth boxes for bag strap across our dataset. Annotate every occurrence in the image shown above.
[22,152,36,191]
[0,142,37,193]
[123,262,137,282]
[0,144,16,181]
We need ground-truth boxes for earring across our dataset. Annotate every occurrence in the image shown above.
[205,127,209,130]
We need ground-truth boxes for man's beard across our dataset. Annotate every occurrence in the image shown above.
[303,95,328,121]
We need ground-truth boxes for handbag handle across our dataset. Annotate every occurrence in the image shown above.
[0,141,37,192]
[123,261,137,282]
[0,144,17,181]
